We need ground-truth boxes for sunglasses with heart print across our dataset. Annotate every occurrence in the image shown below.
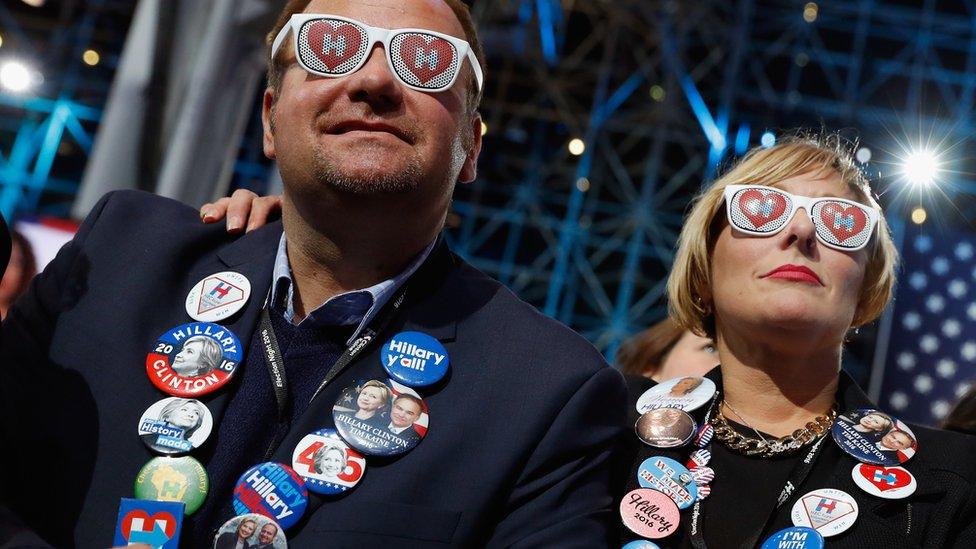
[271,14,484,94]
[723,184,880,251]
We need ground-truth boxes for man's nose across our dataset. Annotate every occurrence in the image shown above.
[345,44,404,111]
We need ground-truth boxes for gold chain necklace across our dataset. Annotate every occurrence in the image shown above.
[711,400,837,458]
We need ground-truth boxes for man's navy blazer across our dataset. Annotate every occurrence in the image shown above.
[0,191,627,548]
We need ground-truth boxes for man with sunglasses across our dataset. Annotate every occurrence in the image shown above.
[0,0,626,547]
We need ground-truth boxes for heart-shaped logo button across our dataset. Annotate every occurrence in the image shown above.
[819,203,867,242]
[850,463,917,499]
[397,35,455,85]
[738,189,788,228]
[307,21,364,70]
[121,510,178,540]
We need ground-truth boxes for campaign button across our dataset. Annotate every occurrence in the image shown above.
[635,376,716,414]
[214,514,287,549]
[134,456,209,515]
[146,322,242,397]
[636,456,698,509]
[687,448,711,469]
[694,423,715,448]
[635,408,696,448]
[760,527,824,549]
[851,463,917,499]
[791,488,858,537]
[233,462,308,530]
[619,488,680,539]
[831,409,918,466]
[696,484,711,501]
[185,271,251,323]
[138,397,213,455]
[381,331,449,387]
[291,429,366,496]
[114,498,184,549]
[333,379,429,457]
[621,541,661,549]
[690,466,714,485]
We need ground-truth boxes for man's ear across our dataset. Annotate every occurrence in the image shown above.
[262,88,277,160]
[458,112,483,184]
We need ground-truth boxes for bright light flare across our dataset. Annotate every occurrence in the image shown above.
[0,60,34,93]
[568,138,586,156]
[901,149,941,187]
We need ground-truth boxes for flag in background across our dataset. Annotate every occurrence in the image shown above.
[878,223,976,426]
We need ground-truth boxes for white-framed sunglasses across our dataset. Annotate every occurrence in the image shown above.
[271,13,484,94]
[723,184,880,251]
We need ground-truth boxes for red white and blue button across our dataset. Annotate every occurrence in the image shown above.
[636,456,698,509]
[291,429,366,496]
[146,322,242,397]
[114,498,184,549]
[232,462,308,530]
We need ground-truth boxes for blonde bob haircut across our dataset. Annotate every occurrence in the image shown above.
[668,132,898,339]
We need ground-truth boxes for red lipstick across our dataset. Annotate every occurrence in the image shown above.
[762,264,823,285]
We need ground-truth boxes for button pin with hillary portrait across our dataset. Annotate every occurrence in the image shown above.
[134,456,209,515]
[214,514,287,549]
[381,331,449,387]
[137,397,213,454]
[333,379,429,457]
[831,408,918,466]
[145,322,242,397]
[233,462,308,530]
[291,428,366,496]
[185,271,251,323]
[635,407,697,448]
[635,376,716,414]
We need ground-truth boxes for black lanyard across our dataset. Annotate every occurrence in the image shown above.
[688,394,830,549]
[257,285,410,419]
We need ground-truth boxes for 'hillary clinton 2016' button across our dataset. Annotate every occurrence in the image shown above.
[185,271,251,323]
[146,322,242,397]
[831,409,918,466]
[332,379,429,457]
[291,429,366,496]
[233,462,308,530]
[134,456,209,515]
[381,331,449,387]
[619,488,680,539]
[137,397,213,454]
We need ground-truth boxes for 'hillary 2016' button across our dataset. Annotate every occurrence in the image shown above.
[831,409,918,466]
[146,322,242,397]
[381,331,449,387]
[233,462,308,530]
[333,379,429,457]
[619,488,680,539]
[636,456,698,509]
[213,514,288,549]
[291,429,366,496]
[138,397,213,455]
[184,271,251,323]
[134,456,209,515]
[760,527,824,549]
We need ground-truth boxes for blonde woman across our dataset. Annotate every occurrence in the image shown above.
[622,133,976,547]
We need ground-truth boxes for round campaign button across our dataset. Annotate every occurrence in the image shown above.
[332,379,429,457]
[635,408,697,448]
[690,466,714,485]
[621,541,661,549]
[760,527,824,549]
[146,322,242,397]
[619,488,680,539]
[831,409,918,466]
[687,448,711,468]
[790,488,859,537]
[381,331,449,387]
[693,423,715,448]
[213,514,287,549]
[137,397,213,454]
[134,456,209,515]
[850,463,917,499]
[635,376,716,414]
[185,271,251,323]
[291,429,366,496]
[696,484,711,501]
[233,462,308,530]
[636,456,698,509]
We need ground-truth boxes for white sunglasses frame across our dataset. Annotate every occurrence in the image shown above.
[270,13,484,94]
[723,184,881,251]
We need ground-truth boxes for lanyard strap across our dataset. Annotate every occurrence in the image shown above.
[688,396,830,549]
[258,286,410,419]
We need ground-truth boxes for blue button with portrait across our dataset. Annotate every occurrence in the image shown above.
[381,331,449,387]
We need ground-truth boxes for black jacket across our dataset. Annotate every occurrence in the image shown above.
[0,190,627,548]
[621,368,976,548]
